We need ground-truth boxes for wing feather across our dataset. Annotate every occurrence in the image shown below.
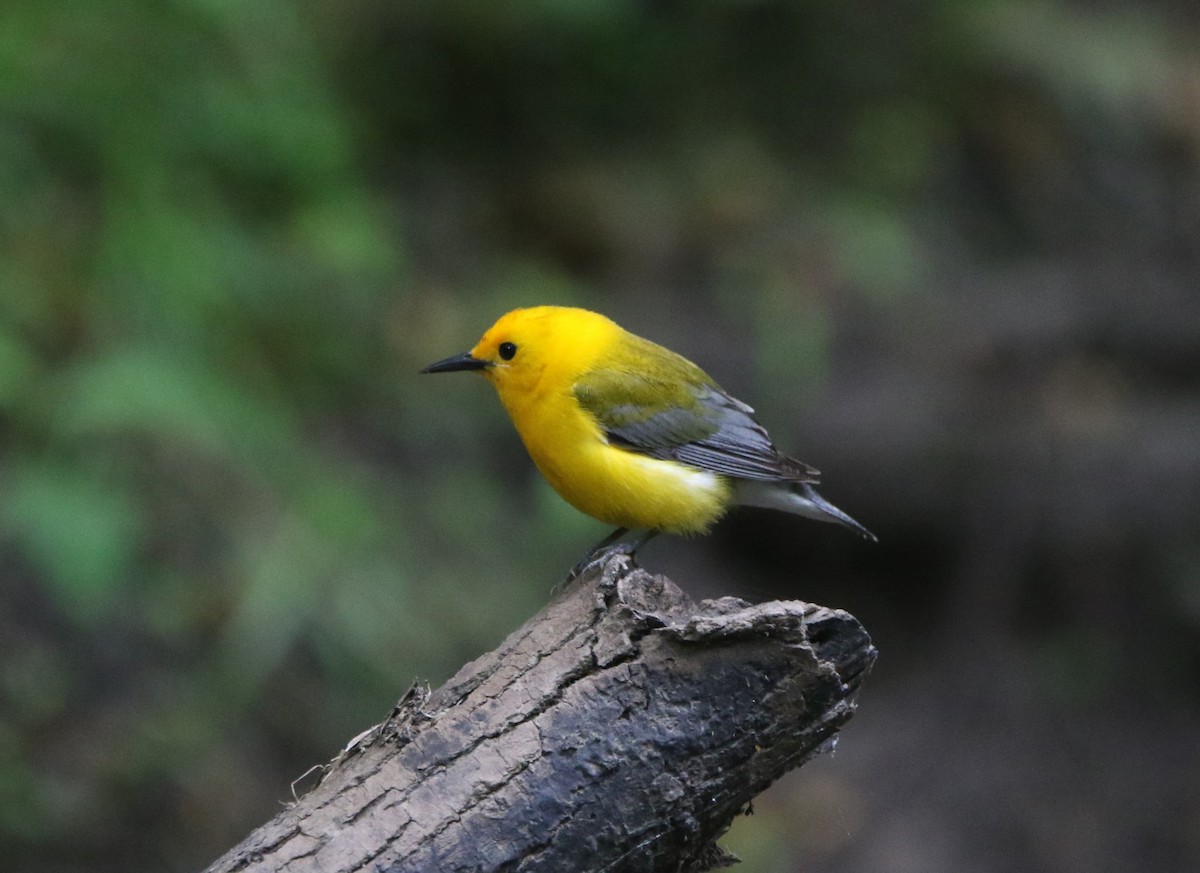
[572,344,819,484]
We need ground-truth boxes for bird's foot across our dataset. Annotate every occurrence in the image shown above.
[564,541,637,587]
[556,528,658,593]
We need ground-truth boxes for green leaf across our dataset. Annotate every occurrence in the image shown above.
[4,461,140,618]
[0,327,37,409]
[56,347,296,469]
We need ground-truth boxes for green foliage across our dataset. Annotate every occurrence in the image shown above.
[1,1,1192,871]
[5,459,141,618]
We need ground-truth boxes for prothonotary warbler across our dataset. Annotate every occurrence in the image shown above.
[422,306,875,572]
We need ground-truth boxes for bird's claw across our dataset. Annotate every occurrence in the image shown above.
[553,528,658,595]
[568,541,637,583]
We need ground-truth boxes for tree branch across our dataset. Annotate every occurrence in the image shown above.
[204,554,876,873]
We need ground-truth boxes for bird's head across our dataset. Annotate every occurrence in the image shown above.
[421,306,618,402]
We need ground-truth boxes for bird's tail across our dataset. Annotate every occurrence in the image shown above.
[736,481,877,542]
[795,483,877,541]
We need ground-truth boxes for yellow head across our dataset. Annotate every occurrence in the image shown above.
[422,306,621,404]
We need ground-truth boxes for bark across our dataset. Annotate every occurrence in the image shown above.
[204,553,876,873]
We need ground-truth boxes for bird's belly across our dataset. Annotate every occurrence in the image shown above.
[535,440,732,534]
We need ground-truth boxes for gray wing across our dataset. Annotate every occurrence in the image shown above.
[573,370,819,484]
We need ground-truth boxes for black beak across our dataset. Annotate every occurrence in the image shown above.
[420,352,492,374]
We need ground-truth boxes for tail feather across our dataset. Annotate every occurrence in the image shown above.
[735,480,877,542]
[795,484,877,542]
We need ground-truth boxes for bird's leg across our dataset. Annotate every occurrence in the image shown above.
[589,526,631,557]
[564,527,627,585]
[563,527,659,586]
[624,528,659,554]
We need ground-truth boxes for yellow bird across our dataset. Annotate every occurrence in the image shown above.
[422,306,874,571]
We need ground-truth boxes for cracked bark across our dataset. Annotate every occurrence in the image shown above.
[203,553,876,873]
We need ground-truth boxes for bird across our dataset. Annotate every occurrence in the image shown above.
[421,306,874,576]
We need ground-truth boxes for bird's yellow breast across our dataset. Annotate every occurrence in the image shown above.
[493,358,732,534]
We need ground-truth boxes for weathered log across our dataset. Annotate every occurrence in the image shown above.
[204,553,876,873]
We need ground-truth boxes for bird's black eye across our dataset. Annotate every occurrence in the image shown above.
[498,341,518,361]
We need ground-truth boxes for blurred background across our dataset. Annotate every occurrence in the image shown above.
[2,1,1199,871]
